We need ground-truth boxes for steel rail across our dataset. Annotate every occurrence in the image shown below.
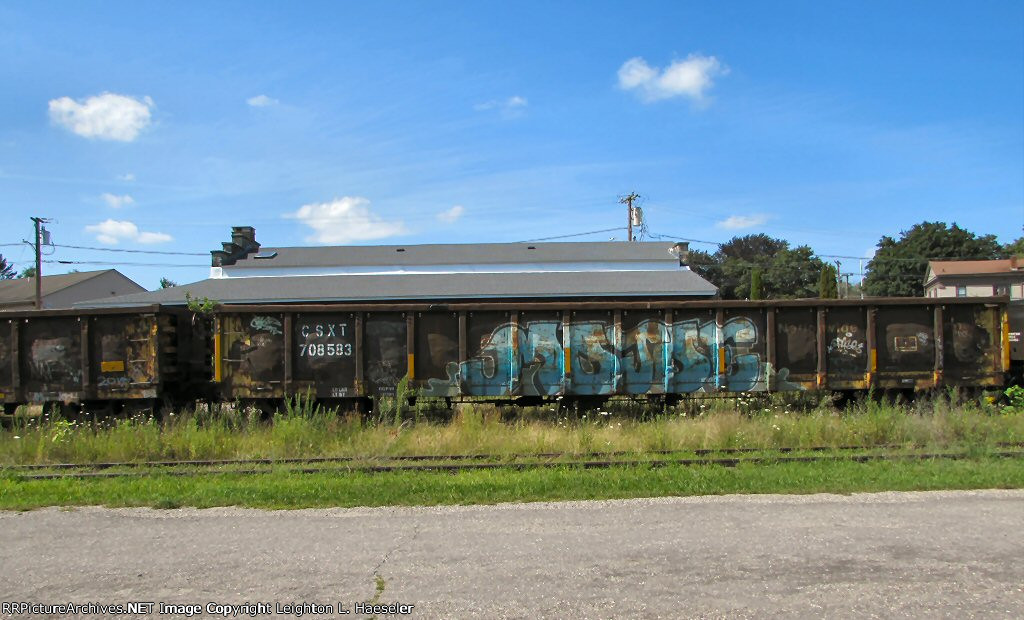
[8,442,1024,472]
[11,450,1024,481]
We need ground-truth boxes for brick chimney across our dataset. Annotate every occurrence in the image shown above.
[211,226,261,267]
[670,241,691,267]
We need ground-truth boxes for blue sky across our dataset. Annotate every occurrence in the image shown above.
[1,1,1022,288]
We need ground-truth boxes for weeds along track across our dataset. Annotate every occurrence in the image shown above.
[8,445,1024,480]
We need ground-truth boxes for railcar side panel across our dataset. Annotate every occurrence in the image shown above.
[825,307,869,390]
[773,307,817,391]
[218,312,285,399]
[721,308,768,392]
[670,308,717,393]
[415,311,459,397]
[89,314,160,400]
[567,310,617,395]
[876,305,936,389]
[942,304,1000,386]
[0,318,13,405]
[19,316,82,401]
[364,312,407,396]
[519,310,563,396]
[1009,302,1023,363]
[619,310,668,395]
[463,311,515,396]
[291,311,357,398]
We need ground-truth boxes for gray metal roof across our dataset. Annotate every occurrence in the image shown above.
[0,270,119,306]
[227,241,683,269]
[78,270,717,308]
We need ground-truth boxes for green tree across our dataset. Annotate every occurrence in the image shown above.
[863,222,1003,297]
[749,268,763,300]
[1004,237,1024,257]
[819,264,838,298]
[19,266,36,279]
[0,254,14,280]
[687,235,825,300]
[764,246,824,299]
[686,248,723,291]
[159,277,178,289]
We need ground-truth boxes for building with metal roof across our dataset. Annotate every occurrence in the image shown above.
[0,269,145,311]
[81,226,718,308]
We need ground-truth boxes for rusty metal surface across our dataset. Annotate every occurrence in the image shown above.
[290,312,357,398]
[364,312,407,396]
[0,308,200,407]
[212,299,1008,402]
[1009,301,1023,363]
[826,307,869,390]
[4,298,1010,408]
[217,312,285,399]
[0,318,12,401]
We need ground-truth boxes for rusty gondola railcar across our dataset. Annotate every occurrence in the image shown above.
[210,297,1009,408]
[0,305,209,416]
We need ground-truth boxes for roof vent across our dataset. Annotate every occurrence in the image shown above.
[396,248,406,252]
[254,251,278,260]
[527,246,536,250]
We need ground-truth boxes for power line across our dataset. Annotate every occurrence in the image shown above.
[44,260,205,268]
[518,227,622,243]
[53,243,208,256]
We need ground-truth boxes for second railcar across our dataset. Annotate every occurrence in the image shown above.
[0,305,208,416]
[211,298,1008,407]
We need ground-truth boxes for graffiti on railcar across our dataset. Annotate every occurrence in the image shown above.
[250,315,282,335]
[29,337,80,384]
[460,322,516,396]
[827,322,867,374]
[521,320,562,396]
[570,321,618,395]
[620,319,667,394]
[419,315,787,397]
[225,315,284,385]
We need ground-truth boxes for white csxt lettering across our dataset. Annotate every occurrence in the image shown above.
[299,323,347,339]
[299,342,353,357]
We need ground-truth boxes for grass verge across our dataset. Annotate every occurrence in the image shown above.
[3,393,1023,465]
[1,457,1021,511]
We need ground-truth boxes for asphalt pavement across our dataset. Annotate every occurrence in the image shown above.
[1,490,1022,619]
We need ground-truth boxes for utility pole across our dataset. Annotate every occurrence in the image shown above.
[30,217,50,309]
[834,260,843,298]
[620,192,640,242]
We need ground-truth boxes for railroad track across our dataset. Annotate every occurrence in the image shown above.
[6,441,1024,471]
[7,446,1023,481]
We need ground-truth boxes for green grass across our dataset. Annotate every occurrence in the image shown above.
[0,457,1021,510]
[2,392,1022,466]
[1,391,1021,510]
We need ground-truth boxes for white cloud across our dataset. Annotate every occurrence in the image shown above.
[117,173,135,182]
[617,55,726,103]
[437,205,465,223]
[716,214,769,230]
[247,94,279,107]
[474,96,528,114]
[85,219,172,245]
[48,93,154,141]
[286,197,407,244]
[100,193,134,208]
